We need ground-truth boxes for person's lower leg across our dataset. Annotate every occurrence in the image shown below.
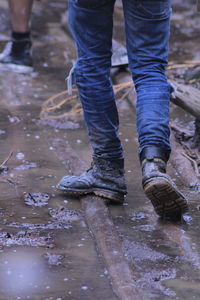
[0,0,33,67]
[9,0,34,33]
[57,0,127,202]
[123,0,188,218]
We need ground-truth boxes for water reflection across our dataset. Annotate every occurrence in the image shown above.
[0,249,45,298]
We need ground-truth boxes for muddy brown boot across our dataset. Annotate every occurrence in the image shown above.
[141,149,188,220]
[57,157,127,203]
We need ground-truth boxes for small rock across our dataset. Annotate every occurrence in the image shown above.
[16,153,25,160]
[44,253,64,266]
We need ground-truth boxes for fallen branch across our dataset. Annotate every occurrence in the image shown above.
[50,137,144,300]
[170,133,200,189]
[167,62,200,70]
[171,80,200,119]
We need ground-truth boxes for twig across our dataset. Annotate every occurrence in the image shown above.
[182,152,200,177]
[170,122,193,138]
[0,151,13,168]
[167,63,200,70]
[6,179,18,185]
[28,193,36,203]
[118,87,133,102]
[40,81,134,121]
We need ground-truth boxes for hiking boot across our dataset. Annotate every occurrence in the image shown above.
[0,38,33,73]
[57,157,127,203]
[141,148,188,220]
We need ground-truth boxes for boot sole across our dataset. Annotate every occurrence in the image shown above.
[143,177,188,219]
[56,186,124,204]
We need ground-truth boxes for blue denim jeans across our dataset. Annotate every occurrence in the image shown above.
[68,0,171,161]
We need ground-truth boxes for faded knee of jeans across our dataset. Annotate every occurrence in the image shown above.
[75,59,112,88]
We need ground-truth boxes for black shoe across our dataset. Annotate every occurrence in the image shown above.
[57,157,127,203]
[0,38,33,73]
[141,148,188,220]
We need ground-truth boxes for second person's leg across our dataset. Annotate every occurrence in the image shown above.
[9,0,34,33]
[0,0,34,70]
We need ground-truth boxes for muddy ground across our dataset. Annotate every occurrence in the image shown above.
[0,0,200,299]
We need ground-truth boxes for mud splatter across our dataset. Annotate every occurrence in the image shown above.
[129,212,149,221]
[123,240,168,264]
[14,161,38,170]
[24,192,50,207]
[0,231,54,248]
[137,269,177,297]
[49,207,82,223]
[8,221,71,230]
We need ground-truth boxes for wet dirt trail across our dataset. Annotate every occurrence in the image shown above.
[0,0,200,299]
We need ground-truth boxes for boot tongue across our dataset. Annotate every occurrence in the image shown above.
[93,157,124,171]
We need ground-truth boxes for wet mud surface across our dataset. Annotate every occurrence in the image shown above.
[0,0,200,299]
